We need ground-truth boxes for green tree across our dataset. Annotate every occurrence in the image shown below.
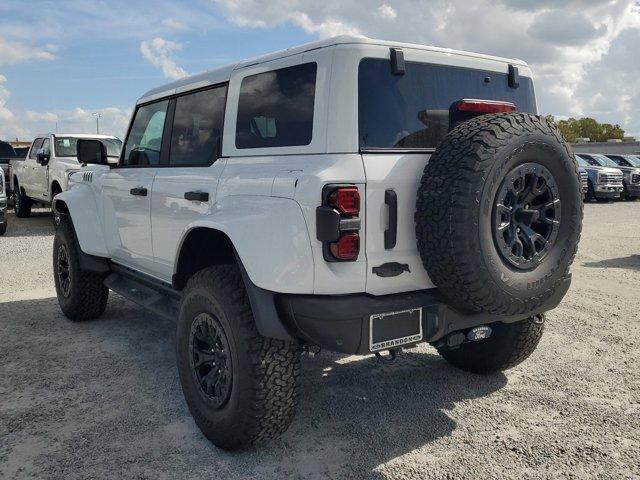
[546,116,625,143]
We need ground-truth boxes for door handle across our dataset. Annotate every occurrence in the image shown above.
[130,187,148,197]
[184,191,209,202]
[384,189,397,250]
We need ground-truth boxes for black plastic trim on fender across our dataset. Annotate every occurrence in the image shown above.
[237,261,296,341]
[276,276,571,355]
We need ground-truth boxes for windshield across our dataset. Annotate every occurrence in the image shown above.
[590,154,618,167]
[576,156,589,167]
[55,137,122,157]
[358,59,537,150]
[624,155,640,167]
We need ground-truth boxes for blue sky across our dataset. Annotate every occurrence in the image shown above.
[1,0,639,140]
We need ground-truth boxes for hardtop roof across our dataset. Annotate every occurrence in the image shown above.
[138,35,529,104]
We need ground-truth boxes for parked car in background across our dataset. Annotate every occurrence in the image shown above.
[575,153,624,202]
[10,134,122,220]
[603,154,640,200]
[0,140,25,199]
[0,171,7,235]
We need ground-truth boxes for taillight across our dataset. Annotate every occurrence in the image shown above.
[456,99,517,114]
[330,233,360,261]
[328,187,360,215]
[316,185,361,262]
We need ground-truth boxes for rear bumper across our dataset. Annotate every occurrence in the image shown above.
[276,276,571,354]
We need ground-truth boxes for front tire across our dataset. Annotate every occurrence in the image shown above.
[53,218,109,321]
[437,314,545,374]
[176,265,300,450]
[13,184,32,218]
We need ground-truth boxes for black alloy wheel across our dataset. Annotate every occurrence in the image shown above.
[189,312,233,409]
[57,244,72,298]
[492,163,561,270]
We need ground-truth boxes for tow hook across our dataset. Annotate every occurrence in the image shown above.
[375,348,401,363]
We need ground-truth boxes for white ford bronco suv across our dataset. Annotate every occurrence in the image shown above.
[52,36,583,450]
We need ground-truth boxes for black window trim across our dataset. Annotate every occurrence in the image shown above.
[235,61,318,151]
[116,82,229,169]
[356,56,537,152]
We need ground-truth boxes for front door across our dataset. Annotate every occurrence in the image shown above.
[102,99,169,275]
[32,137,50,200]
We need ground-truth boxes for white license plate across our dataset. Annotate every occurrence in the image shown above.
[369,308,423,352]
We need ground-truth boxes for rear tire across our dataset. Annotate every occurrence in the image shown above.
[13,183,32,218]
[53,218,109,321]
[176,265,300,450]
[437,314,545,374]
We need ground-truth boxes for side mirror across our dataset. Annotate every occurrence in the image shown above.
[36,150,50,165]
[77,139,107,165]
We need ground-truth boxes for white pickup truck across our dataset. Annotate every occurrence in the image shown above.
[10,133,121,219]
[53,35,583,450]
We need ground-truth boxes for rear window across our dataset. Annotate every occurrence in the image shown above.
[358,58,537,150]
[236,62,317,149]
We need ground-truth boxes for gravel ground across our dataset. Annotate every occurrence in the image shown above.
[0,204,639,480]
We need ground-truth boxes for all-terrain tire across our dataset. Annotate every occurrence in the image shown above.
[176,265,300,450]
[415,113,582,316]
[13,183,32,218]
[53,218,109,321]
[437,314,545,374]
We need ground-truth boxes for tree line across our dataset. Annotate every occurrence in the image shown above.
[544,116,625,143]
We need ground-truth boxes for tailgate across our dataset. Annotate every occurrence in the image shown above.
[362,152,435,295]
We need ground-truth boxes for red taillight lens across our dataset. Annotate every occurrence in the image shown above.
[328,187,360,215]
[330,233,360,261]
[457,99,517,114]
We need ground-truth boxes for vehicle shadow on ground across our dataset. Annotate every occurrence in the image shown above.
[0,295,507,479]
[582,254,640,271]
[1,210,54,238]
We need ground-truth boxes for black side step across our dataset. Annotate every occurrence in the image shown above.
[104,272,179,321]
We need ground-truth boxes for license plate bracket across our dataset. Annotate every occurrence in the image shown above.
[369,308,423,352]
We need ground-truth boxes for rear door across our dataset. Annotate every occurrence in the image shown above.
[151,84,228,281]
[22,138,44,197]
[358,56,537,295]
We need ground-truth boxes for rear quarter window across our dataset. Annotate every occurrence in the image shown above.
[358,58,537,150]
[236,62,317,149]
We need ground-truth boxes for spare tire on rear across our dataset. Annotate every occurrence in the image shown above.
[415,113,582,316]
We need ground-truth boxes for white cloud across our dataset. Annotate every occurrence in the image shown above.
[377,5,398,21]
[140,37,188,80]
[215,0,640,134]
[161,18,188,30]
[0,36,56,65]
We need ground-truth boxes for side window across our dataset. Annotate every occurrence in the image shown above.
[122,100,169,166]
[41,138,51,155]
[169,85,227,166]
[236,62,317,149]
[29,138,44,159]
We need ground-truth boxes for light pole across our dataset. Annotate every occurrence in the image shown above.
[92,113,102,134]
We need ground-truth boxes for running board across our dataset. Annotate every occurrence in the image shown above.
[104,273,179,321]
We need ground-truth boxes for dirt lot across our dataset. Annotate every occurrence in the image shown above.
[0,204,639,480]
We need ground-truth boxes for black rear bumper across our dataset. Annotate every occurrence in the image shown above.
[276,276,571,354]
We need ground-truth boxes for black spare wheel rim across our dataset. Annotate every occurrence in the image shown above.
[492,162,561,270]
[189,313,232,409]
[57,244,72,298]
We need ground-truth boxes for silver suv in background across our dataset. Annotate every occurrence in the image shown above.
[576,153,624,202]
[604,154,640,200]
